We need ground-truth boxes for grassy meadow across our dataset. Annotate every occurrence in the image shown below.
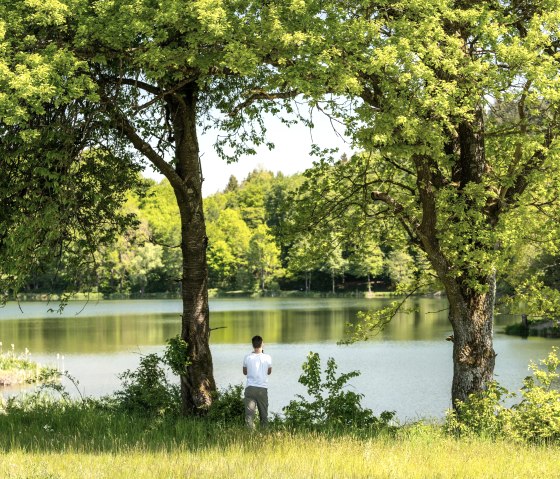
[0,406,558,479]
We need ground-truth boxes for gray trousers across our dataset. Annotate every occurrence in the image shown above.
[244,386,268,428]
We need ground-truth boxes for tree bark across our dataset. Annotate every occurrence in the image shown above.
[446,274,497,407]
[168,85,216,414]
[411,106,497,408]
[104,81,216,414]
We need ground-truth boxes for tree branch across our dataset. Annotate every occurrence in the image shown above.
[104,77,161,96]
[101,94,182,188]
[229,89,299,117]
[370,190,420,236]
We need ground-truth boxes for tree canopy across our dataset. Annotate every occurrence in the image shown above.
[289,0,560,405]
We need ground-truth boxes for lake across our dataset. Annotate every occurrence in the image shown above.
[1,297,558,420]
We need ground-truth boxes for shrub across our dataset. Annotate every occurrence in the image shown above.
[446,347,560,443]
[505,347,560,442]
[207,384,245,424]
[445,381,512,438]
[115,353,180,416]
[282,351,395,430]
[113,337,192,416]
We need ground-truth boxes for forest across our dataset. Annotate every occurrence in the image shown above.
[20,165,560,306]
[20,168,409,296]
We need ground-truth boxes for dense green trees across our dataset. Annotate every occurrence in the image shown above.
[19,169,411,295]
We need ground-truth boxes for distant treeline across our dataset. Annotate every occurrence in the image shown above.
[22,168,560,297]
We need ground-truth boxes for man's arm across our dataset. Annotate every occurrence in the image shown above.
[243,367,247,376]
[268,367,272,375]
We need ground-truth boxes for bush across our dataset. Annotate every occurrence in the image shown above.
[445,381,512,438]
[282,351,395,430]
[505,347,560,442]
[446,347,560,443]
[113,336,191,416]
[207,384,245,424]
[115,353,180,416]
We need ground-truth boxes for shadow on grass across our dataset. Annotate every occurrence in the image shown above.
[0,402,396,454]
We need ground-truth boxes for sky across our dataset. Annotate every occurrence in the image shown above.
[144,112,354,197]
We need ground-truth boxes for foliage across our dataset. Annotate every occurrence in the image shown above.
[446,348,560,443]
[506,348,560,442]
[282,351,394,430]
[445,381,512,439]
[348,239,384,291]
[115,354,180,415]
[114,353,180,417]
[283,0,560,405]
[207,384,245,425]
[1,0,321,410]
[15,166,421,296]
[113,335,193,415]
[162,335,190,376]
[0,344,58,386]
[504,277,560,322]
[248,224,283,292]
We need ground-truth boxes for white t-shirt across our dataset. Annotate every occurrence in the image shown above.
[243,352,272,388]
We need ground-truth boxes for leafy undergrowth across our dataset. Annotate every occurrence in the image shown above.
[446,347,560,443]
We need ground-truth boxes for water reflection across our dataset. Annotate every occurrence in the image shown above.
[0,297,524,353]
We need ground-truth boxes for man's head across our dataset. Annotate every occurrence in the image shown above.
[252,335,263,349]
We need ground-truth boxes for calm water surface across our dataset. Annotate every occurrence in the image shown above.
[1,298,558,420]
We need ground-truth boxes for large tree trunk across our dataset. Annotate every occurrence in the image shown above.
[169,85,216,414]
[446,274,497,408]
[104,81,216,414]
[411,104,497,409]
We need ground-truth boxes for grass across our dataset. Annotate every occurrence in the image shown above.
[0,404,558,479]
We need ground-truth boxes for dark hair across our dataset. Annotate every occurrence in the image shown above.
[252,335,263,348]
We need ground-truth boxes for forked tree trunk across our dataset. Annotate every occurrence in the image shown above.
[447,273,496,408]
[169,86,216,414]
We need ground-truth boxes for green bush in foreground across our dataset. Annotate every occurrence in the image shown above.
[282,351,395,431]
[115,353,180,416]
[446,347,560,442]
[207,384,245,425]
[113,335,189,416]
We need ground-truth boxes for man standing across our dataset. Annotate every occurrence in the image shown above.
[242,335,272,429]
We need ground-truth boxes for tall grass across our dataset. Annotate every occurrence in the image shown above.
[0,406,559,478]
[0,344,58,386]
